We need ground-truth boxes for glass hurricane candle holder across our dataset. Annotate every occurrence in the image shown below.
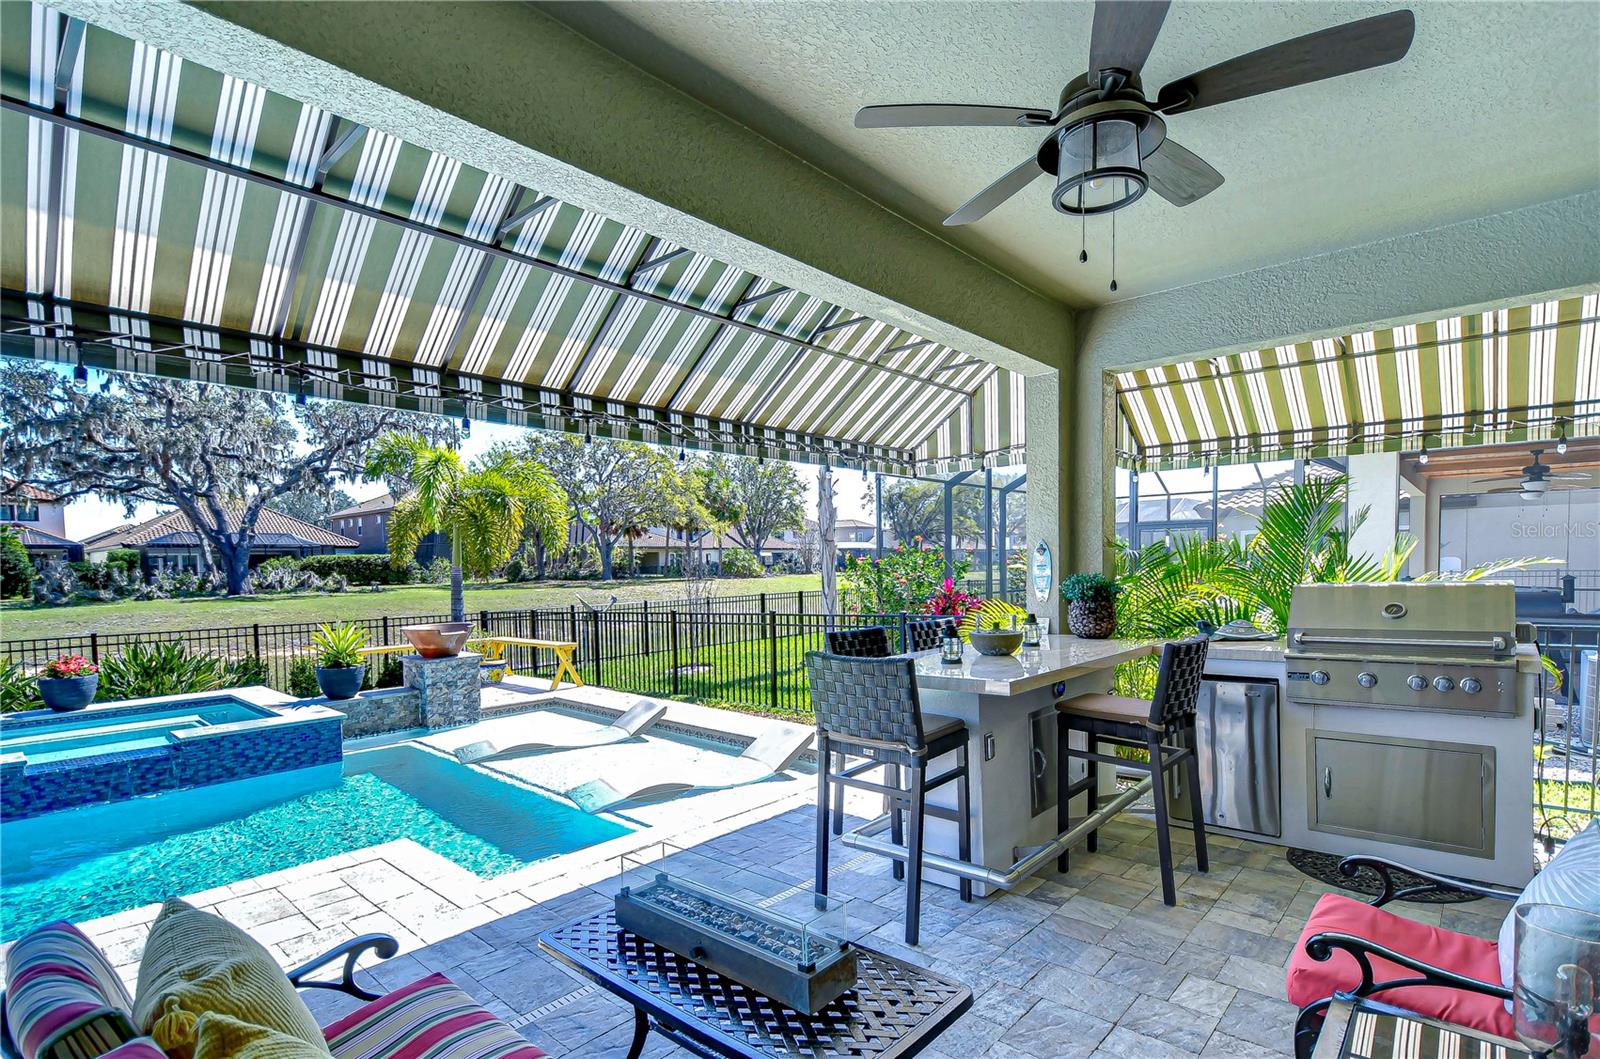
[1514,903,1600,1058]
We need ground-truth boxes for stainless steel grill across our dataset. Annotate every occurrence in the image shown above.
[1285,583,1519,716]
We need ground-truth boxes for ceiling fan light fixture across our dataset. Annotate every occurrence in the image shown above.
[1051,115,1148,216]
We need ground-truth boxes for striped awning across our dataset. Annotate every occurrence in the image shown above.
[1115,293,1600,470]
[0,3,1025,474]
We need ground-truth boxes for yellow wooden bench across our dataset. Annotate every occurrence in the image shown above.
[478,636,584,689]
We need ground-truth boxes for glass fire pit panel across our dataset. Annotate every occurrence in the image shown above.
[605,842,858,1013]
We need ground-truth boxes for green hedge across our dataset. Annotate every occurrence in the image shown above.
[287,554,419,585]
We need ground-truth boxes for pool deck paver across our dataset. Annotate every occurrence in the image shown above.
[287,806,1500,1059]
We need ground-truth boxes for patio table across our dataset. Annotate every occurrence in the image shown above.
[537,909,971,1059]
[1312,994,1531,1059]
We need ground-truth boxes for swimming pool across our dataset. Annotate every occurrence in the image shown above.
[0,700,276,763]
[0,743,633,940]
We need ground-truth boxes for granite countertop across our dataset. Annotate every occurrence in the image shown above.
[911,636,1158,696]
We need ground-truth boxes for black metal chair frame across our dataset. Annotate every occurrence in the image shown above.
[1291,856,1521,1059]
[809,651,973,947]
[0,935,399,1059]
[1056,637,1210,907]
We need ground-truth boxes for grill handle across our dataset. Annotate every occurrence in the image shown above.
[1290,632,1508,652]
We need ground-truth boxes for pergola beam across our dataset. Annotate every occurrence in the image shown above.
[628,245,692,283]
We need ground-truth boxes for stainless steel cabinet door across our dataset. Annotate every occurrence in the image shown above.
[1308,731,1494,857]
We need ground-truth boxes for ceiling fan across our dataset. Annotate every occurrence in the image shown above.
[1475,449,1595,501]
[855,1,1416,237]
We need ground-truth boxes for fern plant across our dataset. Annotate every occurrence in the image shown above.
[96,643,236,700]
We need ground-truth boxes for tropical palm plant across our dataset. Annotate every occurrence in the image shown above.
[365,435,569,622]
[1109,474,1553,696]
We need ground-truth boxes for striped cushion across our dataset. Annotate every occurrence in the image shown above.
[3,921,138,1059]
[93,1040,167,1059]
[322,975,546,1059]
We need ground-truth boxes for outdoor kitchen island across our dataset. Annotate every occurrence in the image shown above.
[1202,583,1539,888]
[838,635,1164,898]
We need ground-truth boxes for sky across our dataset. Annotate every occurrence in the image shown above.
[51,367,877,540]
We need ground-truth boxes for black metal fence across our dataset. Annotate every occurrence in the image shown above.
[1529,617,1600,839]
[1,589,967,717]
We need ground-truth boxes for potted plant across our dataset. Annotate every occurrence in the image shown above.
[311,623,367,700]
[1061,572,1121,639]
[38,654,99,711]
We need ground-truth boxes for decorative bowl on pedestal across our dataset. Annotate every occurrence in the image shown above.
[400,622,472,658]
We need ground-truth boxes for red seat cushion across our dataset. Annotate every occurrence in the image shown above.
[1286,893,1512,1039]
[322,974,547,1059]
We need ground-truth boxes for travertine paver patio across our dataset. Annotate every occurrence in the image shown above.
[267,805,1503,1059]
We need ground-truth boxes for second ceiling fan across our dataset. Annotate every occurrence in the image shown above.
[856,1,1416,230]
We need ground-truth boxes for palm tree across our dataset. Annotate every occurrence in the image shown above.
[365,434,568,622]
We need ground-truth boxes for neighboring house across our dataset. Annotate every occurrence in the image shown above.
[328,493,448,565]
[0,480,81,562]
[81,508,358,574]
[600,528,795,575]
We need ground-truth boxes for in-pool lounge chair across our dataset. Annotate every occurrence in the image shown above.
[453,700,668,764]
[565,724,814,813]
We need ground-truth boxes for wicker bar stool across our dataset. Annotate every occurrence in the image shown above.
[822,625,895,837]
[1055,636,1210,906]
[807,652,972,945]
[903,616,959,653]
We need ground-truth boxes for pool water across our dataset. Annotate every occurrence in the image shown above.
[0,744,633,940]
[0,699,274,764]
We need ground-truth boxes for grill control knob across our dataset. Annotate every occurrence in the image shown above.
[1460,677,1483,694]
[1310,670,1330,686]
[1407,674,1427,691]
[1433,675,1456,693]
[1357,672,1378,688]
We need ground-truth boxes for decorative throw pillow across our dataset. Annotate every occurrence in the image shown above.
[4,920,139,1059]
[132,899,329,1059]
[1498,818,1600,1008]
[192,1014,329,1059]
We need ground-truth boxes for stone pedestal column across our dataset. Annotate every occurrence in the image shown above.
[401,653,482,729]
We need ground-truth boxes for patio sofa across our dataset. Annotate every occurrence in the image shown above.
[1,902,546,1059]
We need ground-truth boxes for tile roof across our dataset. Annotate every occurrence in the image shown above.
[329,494,398,519]
[81,507,357,550]
[1,479,61,502]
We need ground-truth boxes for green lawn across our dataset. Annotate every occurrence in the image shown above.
[0,574,821,639]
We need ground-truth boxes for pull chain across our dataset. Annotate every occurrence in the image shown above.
[1109,189,1119,293]
[1078,186,1088,263]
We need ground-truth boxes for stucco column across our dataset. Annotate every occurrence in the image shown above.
[1024,370,1080,629]
[1346,451,1402,562]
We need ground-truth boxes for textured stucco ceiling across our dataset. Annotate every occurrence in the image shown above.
[541,0,1600,308]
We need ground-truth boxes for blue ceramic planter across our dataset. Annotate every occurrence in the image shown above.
[315,665,365,700]
[39,674,98,711]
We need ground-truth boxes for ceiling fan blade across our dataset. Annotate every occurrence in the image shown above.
[944,156,1045,226]
[1143,138,1224,206]
[1156,10,1415,115]
[1472,476,1514,485]
[1550,473,1595,481]
[855,104,1053,129]
[1089,0,1171,87]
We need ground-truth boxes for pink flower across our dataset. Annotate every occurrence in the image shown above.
[44,653,98,678]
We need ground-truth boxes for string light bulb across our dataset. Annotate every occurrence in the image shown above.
[1556,430,1568,455]
[1418,438,1429,465]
